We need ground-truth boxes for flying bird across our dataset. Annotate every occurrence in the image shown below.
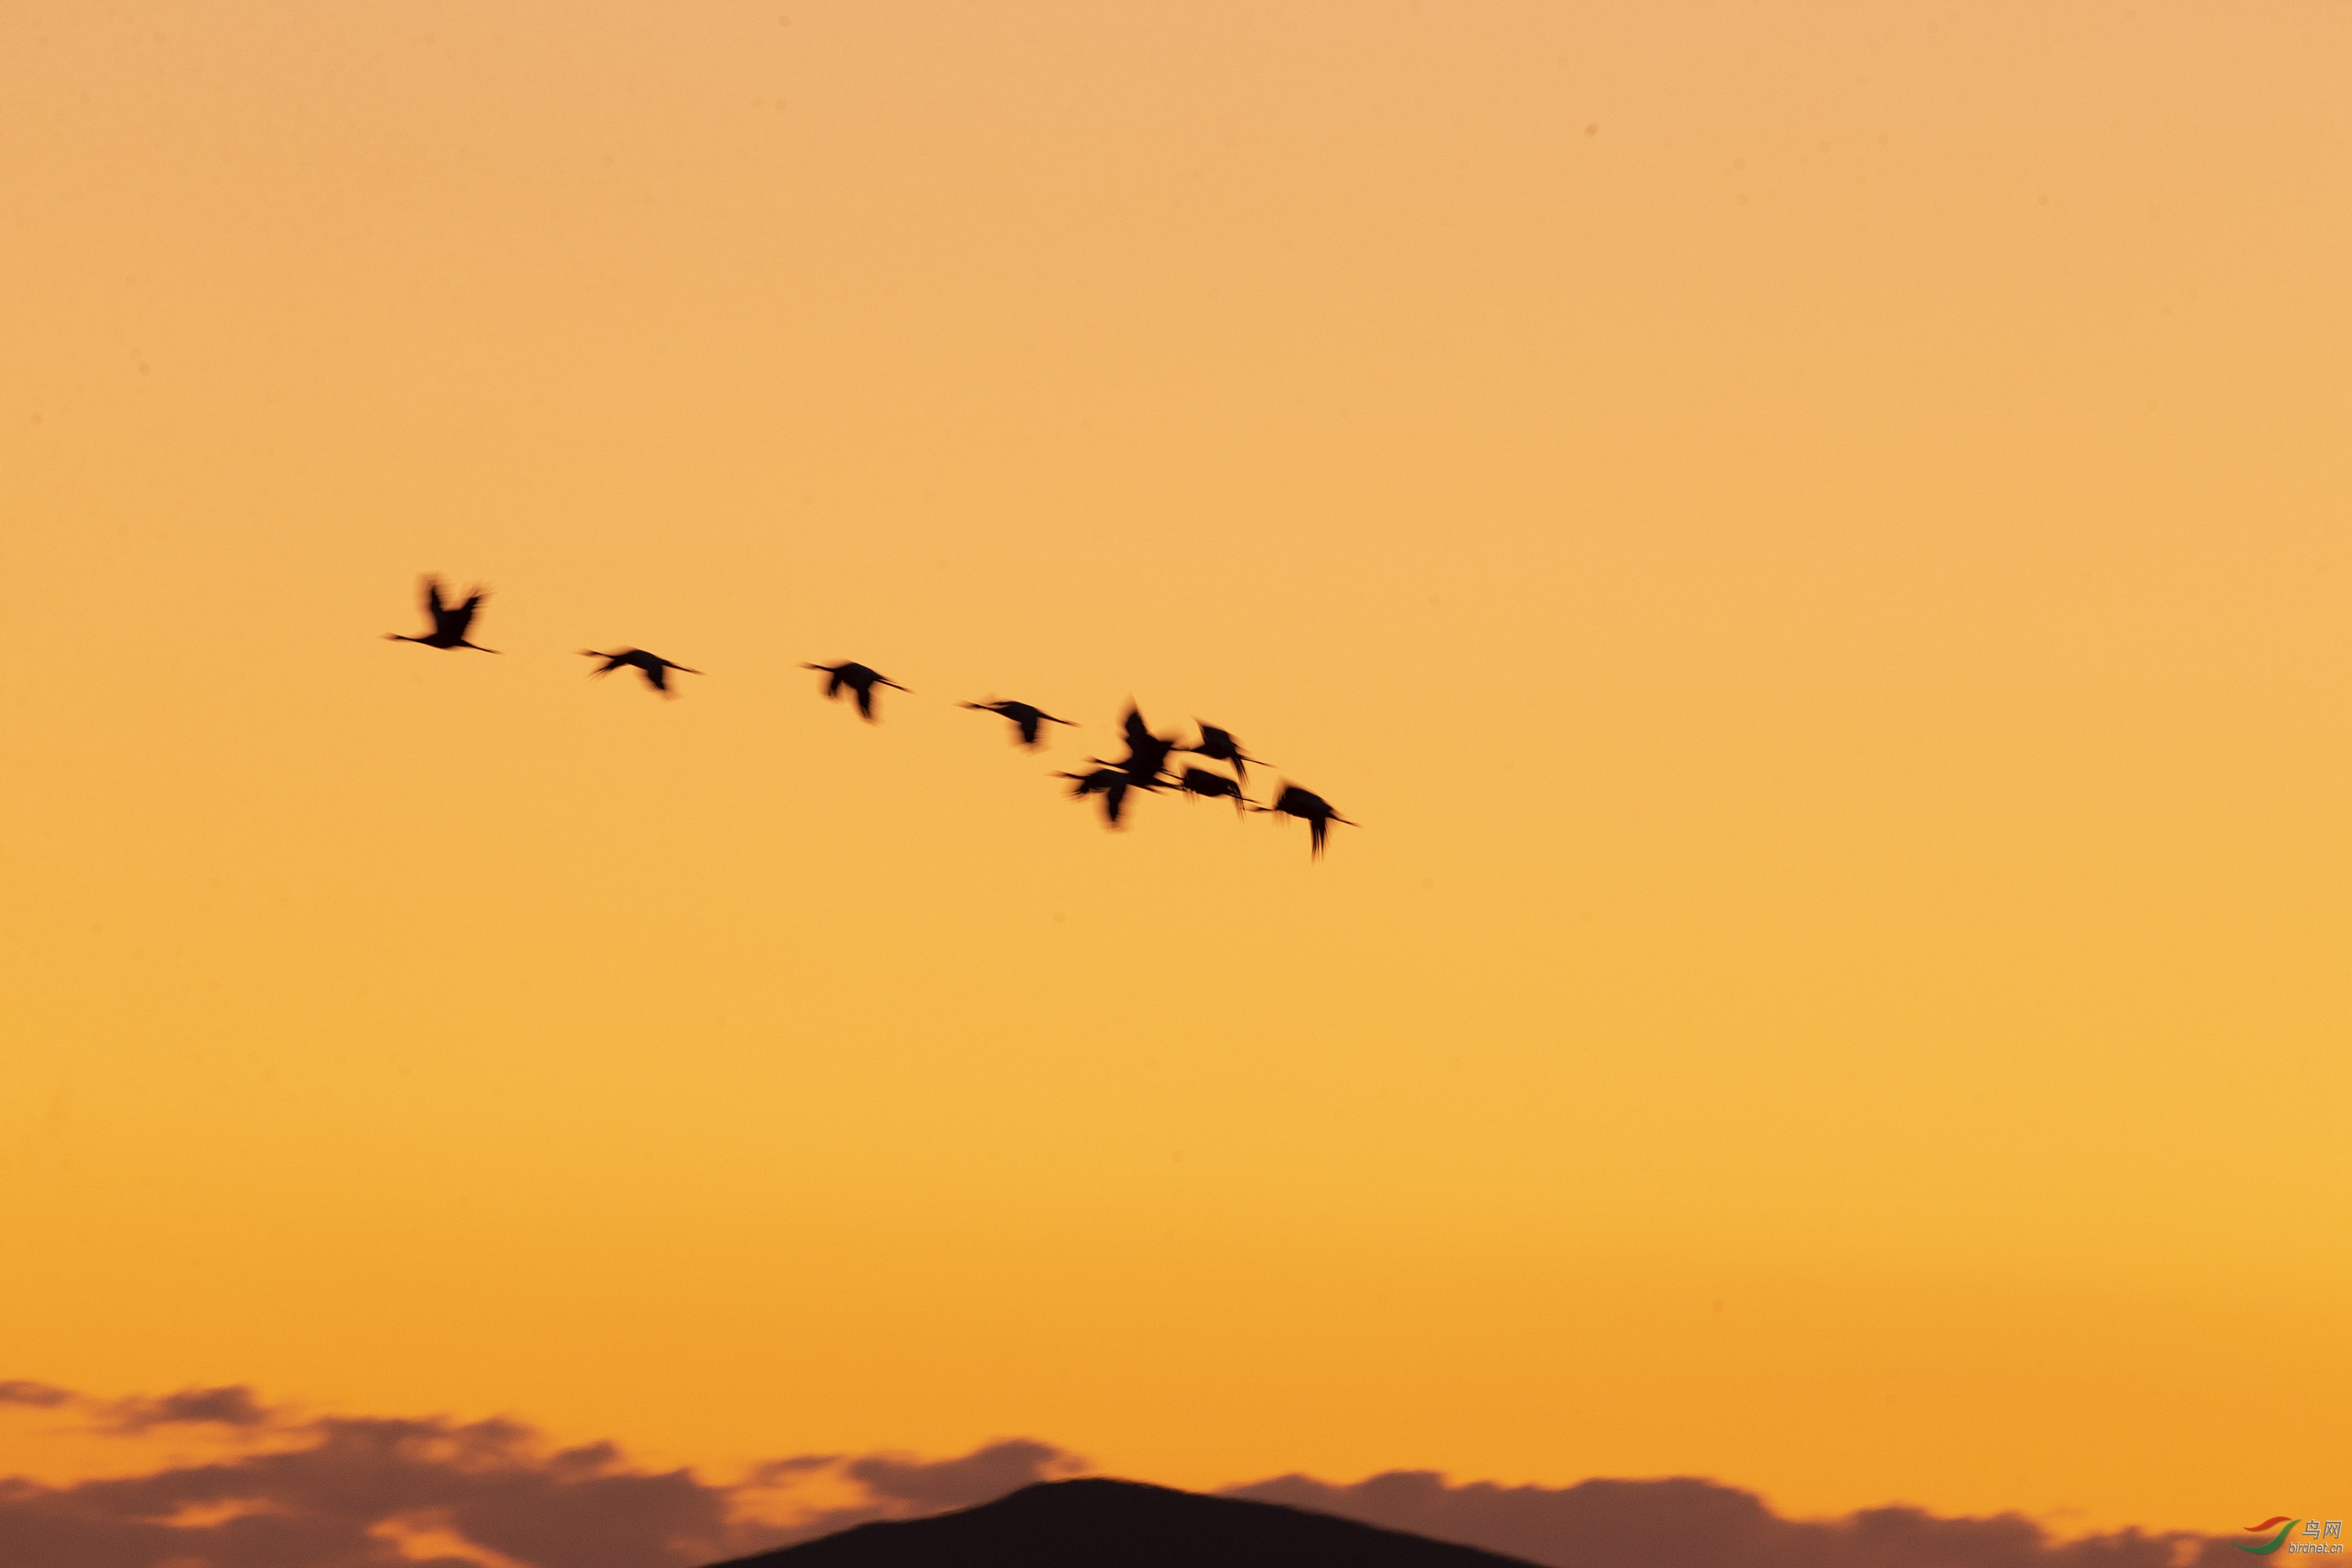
[1097,704,1180,786]
[1182,723,1265,786]
[385,576,497,652]
[1256,782,1356,859]
[1174,766,1249,813]
[1055,767,1134,828]
[961,699,1076,749]
[805,662,906,721]
[581,648,701,695]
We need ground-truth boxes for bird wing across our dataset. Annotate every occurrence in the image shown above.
[420,575,445,620]
[1016,714,1042,746]
[445,589,483,637]
[1123,706,1152,748]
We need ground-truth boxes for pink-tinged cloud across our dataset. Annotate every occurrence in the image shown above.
[1223,1471,2250,1568]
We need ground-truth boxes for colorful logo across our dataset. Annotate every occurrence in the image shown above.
[2243,1521,2303,1555]
[2244,1519,2347,1555]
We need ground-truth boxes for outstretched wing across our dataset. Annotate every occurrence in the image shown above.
[444,587,485,638]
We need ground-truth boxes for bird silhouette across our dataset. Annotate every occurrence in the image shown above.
[1174,766,1250,813]
[805,662,906,721]
[581,648,701,695]
[1182,723,1265,787]
[1256,782,1356,858]
[1094,703,1180,786]
[961,699,1076,749]
[385,576,497,652]
[1055,767,1134,828]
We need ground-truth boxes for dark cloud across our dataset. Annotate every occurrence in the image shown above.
[737,1439,1089,1548]
[93,1385,278,1433]
[0,1382,1083,1568]
[0,1383,2253,1568]
[1223,1471,2245,1568]
[848,1439,1087,1510]
[0,1381,72,1409]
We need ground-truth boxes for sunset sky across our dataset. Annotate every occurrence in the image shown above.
[3,0,2348,1544]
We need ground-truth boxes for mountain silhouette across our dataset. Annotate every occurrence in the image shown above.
[706,1478,1542,1568]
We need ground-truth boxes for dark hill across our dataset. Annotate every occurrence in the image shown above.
[706,1477,1543,1568]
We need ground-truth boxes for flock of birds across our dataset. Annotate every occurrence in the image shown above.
[388,576,1356,858]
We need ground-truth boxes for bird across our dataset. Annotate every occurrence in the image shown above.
[1182,723,1265,787]
[1174,766,1250,813]
[961,699,1076,749]
[1055,767,1134,828]
[580,648,701,695]
[805,662,906,721]
[385,576,497,652]
[1255,782,1356,858]
[1096,703,1181,786]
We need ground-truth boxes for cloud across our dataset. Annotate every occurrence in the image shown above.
[1222,1471,2245,1568]
[0,1382,2256,1568]
[92,1386,278,1434]
[0,1382,1083,1568]
[847,1439,1087,1510]
[0,1382,73,1410]
[734,1439,1090,1549]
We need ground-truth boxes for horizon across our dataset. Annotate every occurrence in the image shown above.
[0,1380,2290,1566]
[4,1,2347,1561]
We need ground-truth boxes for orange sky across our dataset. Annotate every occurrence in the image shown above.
[2,0,2347,1537]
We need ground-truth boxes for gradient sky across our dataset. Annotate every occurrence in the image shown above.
[3,0,2348,1539]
